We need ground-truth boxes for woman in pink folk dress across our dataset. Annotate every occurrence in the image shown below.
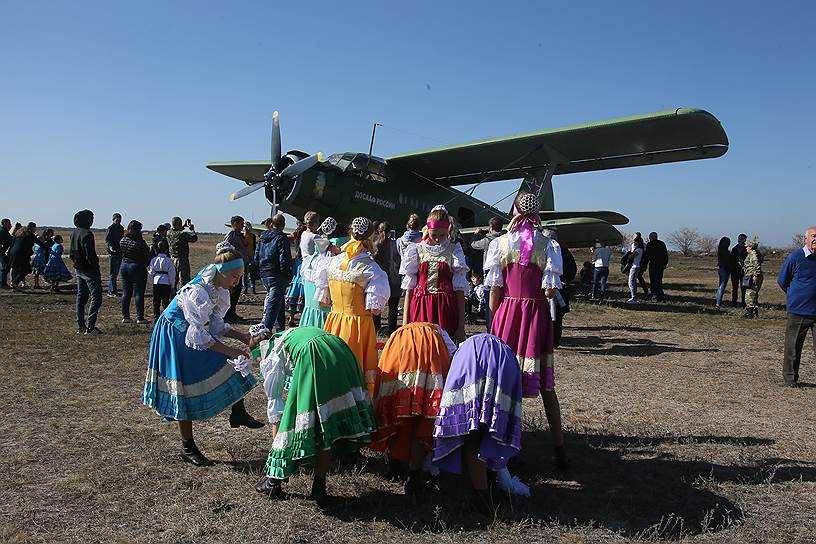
[484,191,568,468]
[400,206,468,343]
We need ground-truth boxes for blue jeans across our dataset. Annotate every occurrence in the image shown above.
[262,276,288,332]
[628,266,640,299]
[120,262,147,320]
[76,269,102,330]
[592,266,609,299]
[715,265,730,306]
[108,254,122,295]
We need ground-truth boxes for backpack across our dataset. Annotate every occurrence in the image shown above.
[620,250,632,274]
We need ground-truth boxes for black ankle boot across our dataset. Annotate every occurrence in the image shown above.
[229,400,265,429]
[554,445,570,469]
[387,458,406,482]
[404,470,423,496]
[255,476,286,499]
[310,476,329,507]
[180,439,213,467]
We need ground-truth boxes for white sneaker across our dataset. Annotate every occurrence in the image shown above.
[626,298,638,305]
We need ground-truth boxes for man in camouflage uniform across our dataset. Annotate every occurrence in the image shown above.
[742,241,763,318]
[167,216,198,287]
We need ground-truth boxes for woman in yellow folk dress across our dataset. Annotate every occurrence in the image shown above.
[314,217,390,394]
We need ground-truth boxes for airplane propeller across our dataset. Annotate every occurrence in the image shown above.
[228,111,322,214]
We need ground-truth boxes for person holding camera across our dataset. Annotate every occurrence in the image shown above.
[168,216,198,287]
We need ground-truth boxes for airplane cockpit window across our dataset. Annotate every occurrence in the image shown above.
[327,153,388,182]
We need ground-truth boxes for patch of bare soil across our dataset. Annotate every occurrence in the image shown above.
[1,235,813,543]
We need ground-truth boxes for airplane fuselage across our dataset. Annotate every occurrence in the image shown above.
[276,154,509,229]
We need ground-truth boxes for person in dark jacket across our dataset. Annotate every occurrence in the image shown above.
[642,231,669,302]
[715,237,732,307]
[150,224,169,259]
[471,217,504,329]
[105,213,124,297]
[224,216,248,322]
[8,222,46,289]
[70,210,103,335]
[256,214,293,332]
[373,221,402,334]
[119,220,151,324]
[730,233,748,306]
[0,218,13,288]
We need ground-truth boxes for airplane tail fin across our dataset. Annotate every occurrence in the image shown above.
[508,177,554,216]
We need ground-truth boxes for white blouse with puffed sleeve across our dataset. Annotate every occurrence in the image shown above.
[177,282,232,350]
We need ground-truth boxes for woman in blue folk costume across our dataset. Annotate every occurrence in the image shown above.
[299,217,341,329]
[143,243,265,466]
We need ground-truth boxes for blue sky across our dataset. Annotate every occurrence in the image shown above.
[1,1,813,247]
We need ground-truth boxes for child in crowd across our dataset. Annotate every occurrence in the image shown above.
[433,333,523,512]
[400,205,469,342]
[31,228,54,289]
[42,234,72,292]
[148,240,177,320]
[579,261,594,300]
[466,272,488,324]
[372,322,455,495]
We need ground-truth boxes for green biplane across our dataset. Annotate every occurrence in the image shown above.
[207,108,728,247]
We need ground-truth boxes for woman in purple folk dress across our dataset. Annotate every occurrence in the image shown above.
[433,333,522,511]
[483,191,568,468]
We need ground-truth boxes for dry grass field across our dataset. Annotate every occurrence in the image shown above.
[1,231,814,543]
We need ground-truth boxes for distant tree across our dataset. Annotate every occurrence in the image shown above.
[612,230,630,251]
[696,235,718,255]
[792,232,806,249]
[668,227,701,257]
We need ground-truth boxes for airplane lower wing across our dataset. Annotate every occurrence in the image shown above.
[539,210,628,225]
[386,108,728,186]
[461,217,623,248]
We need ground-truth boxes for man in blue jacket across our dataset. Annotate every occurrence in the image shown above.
[778,227,816,387]
[256,214,293,332]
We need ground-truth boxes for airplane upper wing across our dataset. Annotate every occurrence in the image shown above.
[385,108,728,186]
[208,161,272,182]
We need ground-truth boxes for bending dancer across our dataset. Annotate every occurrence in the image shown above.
[372,322,455,495]
[315,216,390,395]
[143,243,264,467]
[484,191,568,467]
[255,326,377,506]
[433,333,523,511]
[401,205,468,343]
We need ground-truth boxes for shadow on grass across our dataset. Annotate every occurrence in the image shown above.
[566,325,672,333]
[321,432,814,539]
[558,335,718,357]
